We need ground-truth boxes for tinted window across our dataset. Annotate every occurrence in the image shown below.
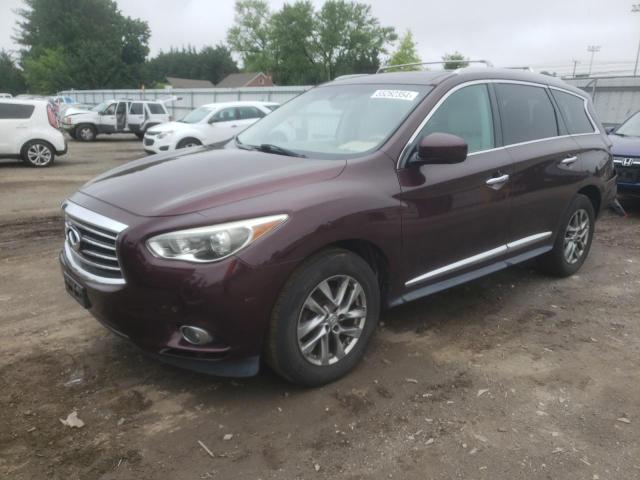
[495,84,558,145]
[238,106,265,120]
[129,102,143,115]
[0,103,35,119]
[551,90,594,134]
[147,103,166,114]
[212,108,237,122]
[418,84,494,154]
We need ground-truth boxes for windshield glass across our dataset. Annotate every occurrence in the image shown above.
[179,106,214,124]
[616,112,640,137]
[91,102,109,113]
[237,84,431,159]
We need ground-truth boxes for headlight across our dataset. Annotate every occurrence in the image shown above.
[146,214,288,263]
[158,131,174,139]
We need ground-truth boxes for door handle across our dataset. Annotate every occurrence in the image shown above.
[486,174,510,187]
[561,156,578,166]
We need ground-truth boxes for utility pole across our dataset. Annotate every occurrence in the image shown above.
[572,59,580,77]
[587,45,601,76]
[633,4,640,76]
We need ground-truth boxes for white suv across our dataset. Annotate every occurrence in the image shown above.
[62,99,172,141]
[0,99,66,167]
[143,101,278,154]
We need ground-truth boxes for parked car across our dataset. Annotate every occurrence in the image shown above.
[61,99,172,141]
[0,93,13,99]
[50,95,79,120]
[143,101,279,154]
[59,69,616,386]
[608,111,640,193]
[0,99,66,167]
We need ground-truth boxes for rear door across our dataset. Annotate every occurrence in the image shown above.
[127,102,145,133]
[495,82,585,246]
[236,106,266,131]
[397,83,513,294]
[0,103,35,154]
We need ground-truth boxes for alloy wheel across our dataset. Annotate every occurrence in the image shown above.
[563,209,590,264]
[27,144,52,166]
[79,127,93,140]
[297,275,367,366]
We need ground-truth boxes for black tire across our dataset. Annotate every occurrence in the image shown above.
[21,140,55,167]
[68,130,77,140]
[75,124,96,142]
[537,194,595,277]
[264,248,380,387]
[176,138,201,149]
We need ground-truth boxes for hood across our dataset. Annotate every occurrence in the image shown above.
[79,147,346,217]
[609,134,640,156]
[64,107,93,116]
[147,121,182,134]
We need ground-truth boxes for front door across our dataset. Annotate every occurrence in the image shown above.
[206,107,240,143]
[98,102,117,133]
[397,83,512,295]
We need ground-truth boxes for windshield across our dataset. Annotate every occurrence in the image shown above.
[179,106,214,124]
[237,84,431,159]
[91,102,109,113]
[616,112,640,137]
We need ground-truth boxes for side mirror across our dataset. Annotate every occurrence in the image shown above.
[413,133,468,165]
[605,126,615,134]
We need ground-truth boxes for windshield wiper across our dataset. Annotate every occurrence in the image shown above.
[256,144,306,158]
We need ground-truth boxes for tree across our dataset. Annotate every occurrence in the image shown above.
[227,0,397,84]
[387,30,421,71]
[146,45,238,86]
[0,50,26,95]
[14,0,150,92]
[442,51,469,70]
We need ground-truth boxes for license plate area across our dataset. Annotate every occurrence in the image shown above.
[64,272,90,308]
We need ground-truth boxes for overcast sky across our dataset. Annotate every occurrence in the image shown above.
[1,0,638,75]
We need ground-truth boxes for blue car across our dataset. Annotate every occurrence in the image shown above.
[609,112,640,193]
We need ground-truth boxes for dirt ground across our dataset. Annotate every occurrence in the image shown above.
[1,136,639,480]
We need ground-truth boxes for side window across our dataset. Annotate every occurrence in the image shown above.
[211,108,237,122]
[129,102,143,115]
[417,84,494,154]
[238,106,265,120]
[103,103,116,115]
[0,103,35,119]
[495,84,558,145]
[147,103,166,115]
[550,90,594,134]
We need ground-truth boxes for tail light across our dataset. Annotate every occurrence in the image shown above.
[47,104,59,129]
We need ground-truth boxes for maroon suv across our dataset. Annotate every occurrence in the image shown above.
[60,69,616,386]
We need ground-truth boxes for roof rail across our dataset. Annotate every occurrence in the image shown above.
[503,66,534,72]
[333,74,370,81]
[376,60,494,74]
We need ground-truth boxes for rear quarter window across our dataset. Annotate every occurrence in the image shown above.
[0,103,35,119]
[495,84,559,145]
[550,90,594,134]
[147,103,167,114]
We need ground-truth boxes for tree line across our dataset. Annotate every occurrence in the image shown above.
[0,0,469,95]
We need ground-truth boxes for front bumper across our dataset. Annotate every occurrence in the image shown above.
[58,203,296,377]
[143,135,173,154]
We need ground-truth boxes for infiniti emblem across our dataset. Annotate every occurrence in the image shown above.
[66,224,82,251]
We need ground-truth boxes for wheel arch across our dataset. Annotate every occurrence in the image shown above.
[20,138,55,156]
[577,184,602,218]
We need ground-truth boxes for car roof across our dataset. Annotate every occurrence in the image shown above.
[0,98,49,106]
[199,101,279,109]
[329,68,587,98]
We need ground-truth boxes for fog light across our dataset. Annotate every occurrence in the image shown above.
[180,325,213,345]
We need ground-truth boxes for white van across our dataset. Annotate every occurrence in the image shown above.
[62,99,172,141]
[0,99,66,167]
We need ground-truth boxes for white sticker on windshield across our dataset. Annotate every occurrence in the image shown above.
[371,89,419,101]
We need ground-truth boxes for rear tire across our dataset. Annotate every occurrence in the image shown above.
[537,194,595,277]
[176,138,201,149]
[264,249,380,387]
[75,124,96,142]
[21,140,55,167]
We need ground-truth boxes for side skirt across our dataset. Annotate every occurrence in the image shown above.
[388,245,553,307]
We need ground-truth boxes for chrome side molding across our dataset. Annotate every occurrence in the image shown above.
[405,231,552,287]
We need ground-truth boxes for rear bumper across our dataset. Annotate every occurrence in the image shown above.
[56,139,68,156]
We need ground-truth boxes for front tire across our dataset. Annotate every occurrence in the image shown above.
[265,249,380,387]
[21,140,55,167]
[538,194,595,277]
[75,124,96,142]
[176,138,201,149]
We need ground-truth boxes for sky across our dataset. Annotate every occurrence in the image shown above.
[1,0,639,76]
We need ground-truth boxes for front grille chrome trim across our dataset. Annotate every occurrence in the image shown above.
[62,201,128,285]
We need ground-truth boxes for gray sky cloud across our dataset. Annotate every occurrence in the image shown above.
[1,0,638,76]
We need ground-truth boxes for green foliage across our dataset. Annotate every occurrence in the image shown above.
[227,0,397,84]
[15,0,150,93]
[387,30,421,71]
[442,51,469,70]
[0,51,26,95]
[146,45,239,86]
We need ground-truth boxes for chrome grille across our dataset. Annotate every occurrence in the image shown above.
[63,202,128,284]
